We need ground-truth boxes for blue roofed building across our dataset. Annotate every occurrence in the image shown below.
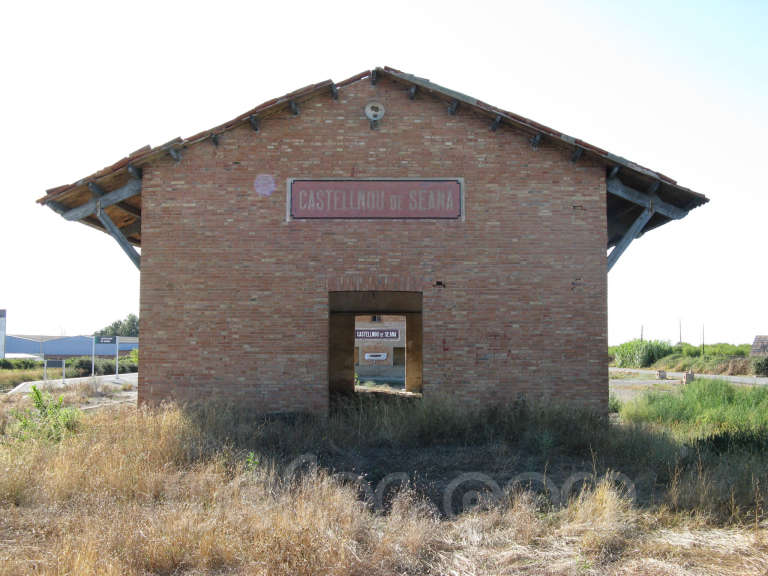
[4,334,138,359]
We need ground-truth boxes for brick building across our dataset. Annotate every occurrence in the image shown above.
[752,336,768,357]
[39,67,708,413]
[355,315,406,385]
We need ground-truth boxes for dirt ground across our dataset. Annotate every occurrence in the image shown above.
[1,378,136,413]
[609,372,682,403]
[4,372,673,411]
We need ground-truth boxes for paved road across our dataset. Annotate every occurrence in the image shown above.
[6,372,138,395]
[610,367,768,387]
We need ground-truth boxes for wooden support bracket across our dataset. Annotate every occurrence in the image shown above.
[97,205,141,269]
[607,208,653,271]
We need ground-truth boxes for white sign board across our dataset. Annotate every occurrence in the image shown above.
[364,352,388,361]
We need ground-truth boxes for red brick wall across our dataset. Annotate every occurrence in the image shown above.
[139,75,607,412]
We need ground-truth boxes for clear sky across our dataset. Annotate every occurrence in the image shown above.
[1,1,766,344]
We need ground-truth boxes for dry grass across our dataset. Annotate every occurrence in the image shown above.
[0,368,66,391]
[0,405,446,575]
[1,399,768,574]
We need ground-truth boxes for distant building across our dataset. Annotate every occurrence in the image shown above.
[4,334,138,360]
[751,336,768,357]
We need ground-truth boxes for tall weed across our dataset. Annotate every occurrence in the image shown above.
[612,339,673,368]
[621,378,768,436]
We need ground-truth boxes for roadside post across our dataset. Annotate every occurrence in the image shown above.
[115,336,120,381]
[91,335,96,377]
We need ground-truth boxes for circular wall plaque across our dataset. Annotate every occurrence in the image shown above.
[364,101,386,122]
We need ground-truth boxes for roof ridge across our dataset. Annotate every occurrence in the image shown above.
[39,66,707,211]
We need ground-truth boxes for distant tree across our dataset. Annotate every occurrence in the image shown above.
[95,313,139,337]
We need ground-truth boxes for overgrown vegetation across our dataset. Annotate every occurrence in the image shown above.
[1,384,768,574]
[0,358,44,370]
[5,385,79,441]
[753,356,768,377]
[0,355,138,391]
[621,378,768,436]
[610,339,674,368]
[0,368,63,392]
[610,339,759,375]
[63,355,138,376]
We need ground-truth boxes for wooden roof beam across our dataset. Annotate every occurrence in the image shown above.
[62,178,142,221]
[606,177,687,220]
[119,219,141,239]
[88,182,140,218]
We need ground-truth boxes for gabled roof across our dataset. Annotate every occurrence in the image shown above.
[38,66,708,253]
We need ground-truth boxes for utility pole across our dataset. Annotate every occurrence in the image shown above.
[701,325,705,357]
[679,319,682,345]
[640,325,644,342]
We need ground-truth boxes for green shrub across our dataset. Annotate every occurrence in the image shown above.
[612,339,674,368]
[671,342,751,358]
[10,385,79,441]
[676,343,701,358]
[0,358,43,370]
[652,354,753,376]
[1,355,138,377]
[58,356,138,377]
[752,356,768,377]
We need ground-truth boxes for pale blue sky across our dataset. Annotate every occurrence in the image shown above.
[1,1,766,345]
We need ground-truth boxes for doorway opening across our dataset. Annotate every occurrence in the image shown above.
[329,291,422,398]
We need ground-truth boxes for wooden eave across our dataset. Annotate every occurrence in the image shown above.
[38,66,708,255]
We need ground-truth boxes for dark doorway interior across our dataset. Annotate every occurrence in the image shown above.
[328,291,422,397]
